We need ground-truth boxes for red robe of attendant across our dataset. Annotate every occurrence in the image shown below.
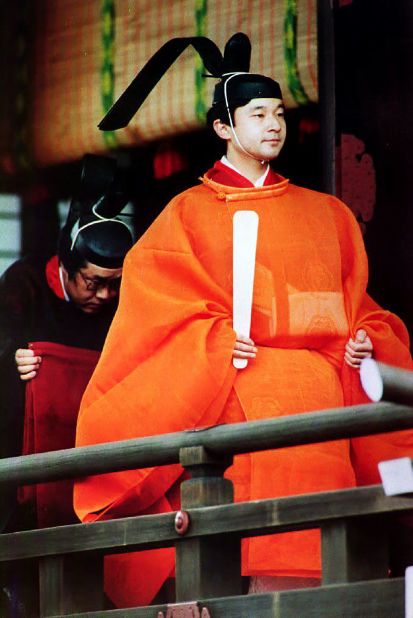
[3,255,111,528]
[74,163,413,608]
[20,341,100,527]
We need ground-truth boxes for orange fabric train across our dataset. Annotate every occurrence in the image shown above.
[74,172,412,608]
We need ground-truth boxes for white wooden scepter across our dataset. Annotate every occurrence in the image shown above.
[232,210,259,369]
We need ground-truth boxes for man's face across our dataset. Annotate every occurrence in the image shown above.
[63,261,122,314]
[224,98,287,162]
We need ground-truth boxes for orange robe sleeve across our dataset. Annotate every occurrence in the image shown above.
[336,196,413,485]
[74,191,238,522]
[74,189,242,607]
[335,194,413,405]
[333,197,412,382]
[332,196,413,484]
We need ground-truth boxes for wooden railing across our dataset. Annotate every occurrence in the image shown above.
[0,361,413,617]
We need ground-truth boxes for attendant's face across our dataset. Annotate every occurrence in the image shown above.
[215,97,287,162]
[63,261,122,314]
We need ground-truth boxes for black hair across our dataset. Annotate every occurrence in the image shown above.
[206,98,252,129]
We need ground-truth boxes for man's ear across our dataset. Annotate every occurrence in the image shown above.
[59,261,69,284]
[213,118,232,141]
[59,261,75,283]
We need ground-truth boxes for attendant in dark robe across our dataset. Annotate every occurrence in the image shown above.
[0,154,134,520]
[0,154,134,615]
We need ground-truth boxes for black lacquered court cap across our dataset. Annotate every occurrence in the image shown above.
[212,73,282,106]
[59,154,134,269]
[71,216,133,269]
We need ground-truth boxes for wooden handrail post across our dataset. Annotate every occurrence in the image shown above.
[39,553,104,616]
[321,516,389,585]
[175,446,242,602]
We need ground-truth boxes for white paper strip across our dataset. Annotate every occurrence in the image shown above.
[378,457,413,496]
[360,358,383,402]
[233,210,259,369]
[406,566,413,618]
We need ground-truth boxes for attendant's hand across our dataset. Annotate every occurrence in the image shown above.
[233,333,257,361]
[344,329,373,369]
[15,348,42,381]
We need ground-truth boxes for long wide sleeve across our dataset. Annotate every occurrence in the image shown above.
[332,196,413,484]
[74,193,238,521]
[333,196,412,403]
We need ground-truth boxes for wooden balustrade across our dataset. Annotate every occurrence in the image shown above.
[1,400,413,487]
[0,363,412,617]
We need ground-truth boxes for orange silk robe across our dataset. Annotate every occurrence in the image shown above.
[74,172,412,608]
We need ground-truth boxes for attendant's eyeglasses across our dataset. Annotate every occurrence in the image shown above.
[77,270,121,293]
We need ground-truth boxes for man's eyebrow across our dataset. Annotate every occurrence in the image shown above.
[249,104,285,112]
[87,275,113,282]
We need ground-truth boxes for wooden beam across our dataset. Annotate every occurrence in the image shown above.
[0,485,412,562]
[321,517,389,583]
[176,447,241,601]
[60,578,404,618]
[1,402,413,487]
[39,554,104,616]
[361,360,413,406]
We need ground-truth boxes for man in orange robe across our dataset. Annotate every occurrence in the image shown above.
[74,34,413,607]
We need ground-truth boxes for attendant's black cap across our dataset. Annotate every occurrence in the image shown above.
[98,32,282,131]
[59,154,134,270]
